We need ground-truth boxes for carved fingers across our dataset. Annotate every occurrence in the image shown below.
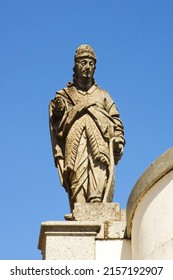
[53,96,65,113]
[54,96,65,111]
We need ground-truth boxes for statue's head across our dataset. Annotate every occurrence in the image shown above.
[73,44,96,82]
[74,44,96,63]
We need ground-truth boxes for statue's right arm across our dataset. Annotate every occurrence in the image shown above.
[51,96,66,117]
[49,97,66,187]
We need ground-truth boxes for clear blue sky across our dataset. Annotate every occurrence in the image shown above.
[0,0,173,259]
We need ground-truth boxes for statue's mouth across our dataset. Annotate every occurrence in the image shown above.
[83,70,91,77]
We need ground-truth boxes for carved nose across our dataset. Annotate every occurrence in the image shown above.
[84,62,90,69]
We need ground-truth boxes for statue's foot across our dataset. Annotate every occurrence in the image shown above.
[64,213,74,221]
[89,198,101,203]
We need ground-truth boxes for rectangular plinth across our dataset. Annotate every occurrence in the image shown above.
[73,203,121,222]
[38,221,101,260]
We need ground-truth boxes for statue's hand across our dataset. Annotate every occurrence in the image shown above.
[113,138,124,164]
[53,97,65,112]
[117,143,124,155]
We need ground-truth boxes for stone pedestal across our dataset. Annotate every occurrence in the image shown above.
[38,221,101,260]
[38,203,131,260]
[38,147,173,260]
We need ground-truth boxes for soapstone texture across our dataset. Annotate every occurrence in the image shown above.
[49,44,125,212]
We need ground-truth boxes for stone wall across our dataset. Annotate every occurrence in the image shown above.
[127,147,173,259]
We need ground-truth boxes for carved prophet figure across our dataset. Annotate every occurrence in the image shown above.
[49,45,125,212]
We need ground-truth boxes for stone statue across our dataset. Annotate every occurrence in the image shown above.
[49,44,125,212]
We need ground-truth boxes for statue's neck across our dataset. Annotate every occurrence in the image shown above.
[74,78,94,92]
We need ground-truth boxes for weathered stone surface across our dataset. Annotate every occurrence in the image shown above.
[104,221,126,239]
[49,44,125,213]
[120,209,126,221]
[45,235,95,260]
[73,203,121,222]
[38,221,101,260]
[38,219,130,259]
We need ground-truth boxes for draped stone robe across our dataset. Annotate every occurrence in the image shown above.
[49,82,125,210]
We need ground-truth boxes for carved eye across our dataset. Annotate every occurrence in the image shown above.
[81,60,86,66]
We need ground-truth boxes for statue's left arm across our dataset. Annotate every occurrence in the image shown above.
[103,90,125,164]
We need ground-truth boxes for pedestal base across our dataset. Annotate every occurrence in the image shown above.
[38,221,100,260]
[38,203,131,260]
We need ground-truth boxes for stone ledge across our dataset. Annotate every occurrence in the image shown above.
[38,221,101,251]
[38,221,101,260]
[38,219,128,259]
